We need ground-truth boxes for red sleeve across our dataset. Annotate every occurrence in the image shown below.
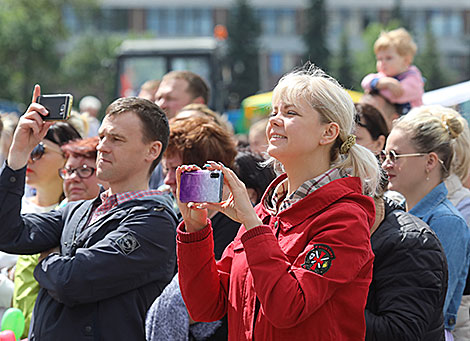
[177,220,235,322]
[241,204,373,329]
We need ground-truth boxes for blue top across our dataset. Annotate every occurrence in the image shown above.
[409,182,470,330]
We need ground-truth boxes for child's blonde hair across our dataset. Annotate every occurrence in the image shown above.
[374,28,417,59]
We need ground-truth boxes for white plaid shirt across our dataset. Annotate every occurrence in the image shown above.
[268,168,344,214]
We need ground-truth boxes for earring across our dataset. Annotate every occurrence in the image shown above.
[425,169,430,181]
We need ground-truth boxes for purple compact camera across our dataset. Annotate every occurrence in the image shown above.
[179,170,224,203]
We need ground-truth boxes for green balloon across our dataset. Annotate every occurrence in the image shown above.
[1,308,25,340]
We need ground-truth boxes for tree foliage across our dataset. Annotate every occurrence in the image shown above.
[59,33,123,110]
[0,0,69,104]
[226,0,261,106]
[415,26,449,91]
[390,0,407,29]
[303,0,330,71]
[332,29,355,90]
[0,0,120,110]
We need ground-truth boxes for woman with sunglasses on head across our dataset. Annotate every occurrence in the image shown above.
[354,103,389,155]
[175,66,381,340]
[382,106,470,340]
[13,121,81,338]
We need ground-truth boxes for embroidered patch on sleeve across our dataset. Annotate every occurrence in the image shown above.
[301,244,335,275]
[115,232,141,255]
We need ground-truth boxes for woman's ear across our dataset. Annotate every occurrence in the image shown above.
[320,122,340,146]
[373,135,386,153]
[425,152,440,172]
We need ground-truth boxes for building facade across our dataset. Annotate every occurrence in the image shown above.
[66,0,470,93]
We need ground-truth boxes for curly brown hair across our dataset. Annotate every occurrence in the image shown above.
[166,115,237,168]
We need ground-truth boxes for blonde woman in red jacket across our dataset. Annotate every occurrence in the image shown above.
[175,66,381,340]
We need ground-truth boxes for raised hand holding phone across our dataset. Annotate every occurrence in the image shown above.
[7,84,54,170]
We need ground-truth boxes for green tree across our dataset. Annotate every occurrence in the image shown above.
[226,0,261,106]
[303,0,329,71]
[0,0,69,104]
[415,26,448,91]
[0,0,96,106]
[332,29,355,90]
[390,0,406,28]
[59,33,123,112]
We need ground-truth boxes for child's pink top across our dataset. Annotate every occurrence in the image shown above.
[361,65,424,107]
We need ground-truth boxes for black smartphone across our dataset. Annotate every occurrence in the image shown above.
[179,170,224,203]
[37,94,73,120]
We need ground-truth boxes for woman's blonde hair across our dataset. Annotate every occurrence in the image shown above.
[271,65,381,196]
[395,105,469,182]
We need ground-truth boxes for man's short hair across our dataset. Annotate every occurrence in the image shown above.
[105,97,169,174]
[162,71,210,104]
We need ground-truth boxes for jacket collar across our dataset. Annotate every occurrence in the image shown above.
[409,182,448,219]
[257,173,371,232]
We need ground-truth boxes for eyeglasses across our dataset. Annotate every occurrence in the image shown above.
[58,164,96,179]
[378,150,427,164]
[30,142,64,162]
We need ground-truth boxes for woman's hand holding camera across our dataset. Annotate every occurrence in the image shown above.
[176,161,262,232]
[8,84,52,170]
[175,164,208,232]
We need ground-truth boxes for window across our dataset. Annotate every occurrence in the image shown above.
[430,9,464,37]
[269,52,283,75]
[258,8,296,36]
[99,9,129,32]
[146,8,213,37]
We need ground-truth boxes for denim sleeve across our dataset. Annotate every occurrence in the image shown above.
[429,214,470,329]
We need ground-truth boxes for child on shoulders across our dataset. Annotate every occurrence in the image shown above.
[361,28,424,115]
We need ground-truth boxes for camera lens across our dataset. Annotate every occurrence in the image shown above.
[60,104,65,111]
[210,172,220,178]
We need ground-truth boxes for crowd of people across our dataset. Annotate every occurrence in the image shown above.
[0,26,468,341]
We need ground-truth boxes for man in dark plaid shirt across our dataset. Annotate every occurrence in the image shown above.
[0,89,178,340]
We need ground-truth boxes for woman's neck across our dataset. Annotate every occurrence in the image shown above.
[283,154,330,195]
[405,178,440,211]
[31,183,63,207]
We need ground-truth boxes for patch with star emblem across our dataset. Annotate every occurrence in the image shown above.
[302,244,335,275]
[115,232,141,255]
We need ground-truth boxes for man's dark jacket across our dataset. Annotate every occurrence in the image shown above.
[365,199,448,341]
[0,164,178,340]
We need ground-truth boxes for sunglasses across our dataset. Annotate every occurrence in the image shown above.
[379,150,429,164]
[30,142,64,162]
[58,164,96,180]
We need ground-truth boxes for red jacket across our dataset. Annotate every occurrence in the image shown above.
[177,175,375,340]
